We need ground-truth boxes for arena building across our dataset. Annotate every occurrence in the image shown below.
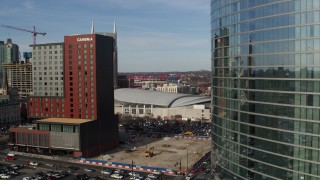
[115,88,211,121]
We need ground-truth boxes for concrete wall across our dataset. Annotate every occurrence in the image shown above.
[50,131,80,150]
[115,106,211,121]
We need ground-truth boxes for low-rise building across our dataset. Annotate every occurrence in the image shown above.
[0,88,20,124]
[8,117,115,157]
[156,83,189,94]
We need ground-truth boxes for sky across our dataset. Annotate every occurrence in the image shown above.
[0,0,210,72]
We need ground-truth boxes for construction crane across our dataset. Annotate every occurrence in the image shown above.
[1,25,46,45]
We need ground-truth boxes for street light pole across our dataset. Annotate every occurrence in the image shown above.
[187,148,189,174]
[101,155,104,178]
[131,160,134,176]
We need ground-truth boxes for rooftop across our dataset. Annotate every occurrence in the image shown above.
[115,88,211,108]
[34,118,94,125]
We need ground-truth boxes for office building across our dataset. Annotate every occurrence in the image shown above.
[2,62,33,98]
[9,33,118,157]
[211,1,320,179]
[0,88,20,124]
[0,39,20,88]
[117,74,134,88]
[155,83,189,94]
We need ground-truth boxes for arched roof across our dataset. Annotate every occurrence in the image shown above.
[115,88,211,108]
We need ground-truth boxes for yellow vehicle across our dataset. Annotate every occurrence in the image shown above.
[145,146,154,157]
[183,131,194,136]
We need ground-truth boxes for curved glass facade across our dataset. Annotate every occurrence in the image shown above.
[211,0,320,179]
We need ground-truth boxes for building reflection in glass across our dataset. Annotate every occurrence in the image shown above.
[211,0,320,179]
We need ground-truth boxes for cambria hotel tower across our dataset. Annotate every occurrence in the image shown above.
[9,33,118,157]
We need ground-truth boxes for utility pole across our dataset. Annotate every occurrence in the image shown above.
[187,148,189,174]
[101,155,104,178]
[131,160,134,176]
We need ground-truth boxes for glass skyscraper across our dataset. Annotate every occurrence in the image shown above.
[211,1,320,179]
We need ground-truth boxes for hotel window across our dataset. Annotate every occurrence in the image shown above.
[77,44,81,48]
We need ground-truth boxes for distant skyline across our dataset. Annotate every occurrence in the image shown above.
[0,0,210,72]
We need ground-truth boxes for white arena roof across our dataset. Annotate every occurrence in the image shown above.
[115,88,211,107]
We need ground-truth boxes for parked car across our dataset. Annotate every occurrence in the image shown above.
[101,169,112,175]
[29,161,39,166]
[111,173,124,179]
[0,174,11,179]
[9,165,19,170]
[113,169,124,174]
[84,168,95,172]
[45,163,55,167]
[185,173,194,180]
[7,170,19,175]
[76,173,88,180]
[129,176,143,180]
[128,172,138,176]
[147,173,159,179]
[68,165,79,170]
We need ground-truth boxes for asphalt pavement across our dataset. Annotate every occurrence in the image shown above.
[0,152,186,180]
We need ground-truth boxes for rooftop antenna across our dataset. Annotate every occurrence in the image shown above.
[113,20,116,33]
[90,19,94,34]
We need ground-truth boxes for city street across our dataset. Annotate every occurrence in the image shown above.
[0,153,186,179]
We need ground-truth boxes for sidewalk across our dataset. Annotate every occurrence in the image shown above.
[4,150,76,163]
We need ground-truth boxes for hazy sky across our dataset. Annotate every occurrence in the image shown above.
[0,0,210,72]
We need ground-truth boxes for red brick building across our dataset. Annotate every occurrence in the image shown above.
[9,34,118,157]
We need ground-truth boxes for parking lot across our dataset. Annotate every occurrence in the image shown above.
[0,160,185,180]
[92,120,211,173]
